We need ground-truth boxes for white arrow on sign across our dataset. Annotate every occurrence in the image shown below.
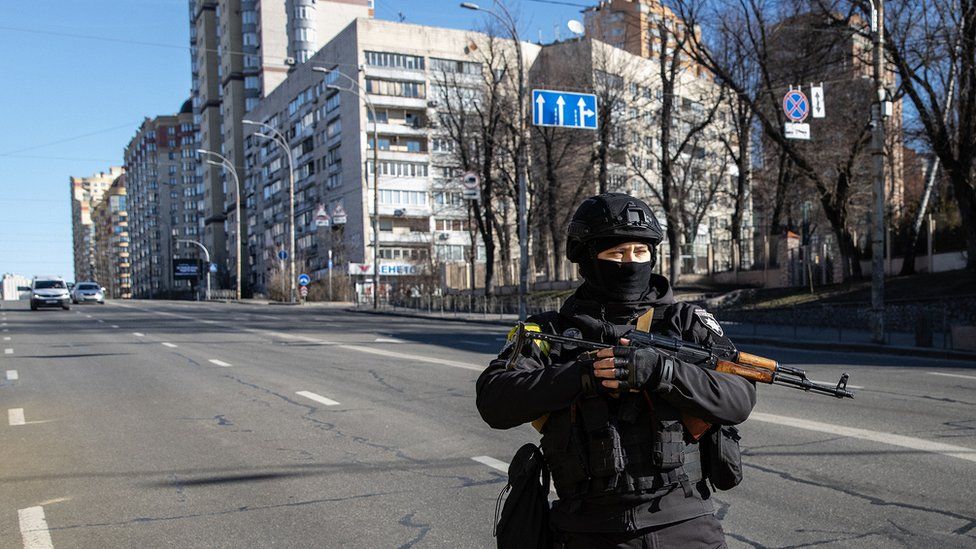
[535,94,545,125]
[555,96,565,126]
[577,97,594,127]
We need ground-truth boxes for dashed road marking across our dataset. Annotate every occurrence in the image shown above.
[132,332,145,337]
[8,408,26,426]
[471,455,509,472]
[111,325,119,329]
[374,337,406,344]
[930,372,976,381]
[4,348,12,355]
[750,412,976,463]
[85,315,92,319]
[97,319,105,323]
[208,359,232,367]
[18,505,54,549]
[161,342,178,348]
[296,391,340,406]
[6,370,18,381]
[3,336,10,341]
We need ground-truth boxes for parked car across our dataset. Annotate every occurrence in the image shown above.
[30,276,70,310]
[71,282,105,304]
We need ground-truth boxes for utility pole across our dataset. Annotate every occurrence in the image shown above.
[177,239,211,301]
[198,149,242,300]
[869,0,888,344]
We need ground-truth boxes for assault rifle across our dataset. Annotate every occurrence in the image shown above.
[506,322,855,399]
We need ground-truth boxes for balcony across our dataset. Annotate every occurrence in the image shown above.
[378,231,431,245]
[368,95,428,110]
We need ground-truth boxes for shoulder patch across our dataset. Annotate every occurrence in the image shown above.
[502,322,551,356]
[694,308,724,337]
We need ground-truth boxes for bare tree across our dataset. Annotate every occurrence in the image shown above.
[872,0,976,270]
[431,33,517,295]
[676,0,883,280]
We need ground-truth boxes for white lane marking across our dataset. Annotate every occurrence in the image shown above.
[929,372,976,381]
[3,336,10,341]
[116,303,487,373]
[111,325,119,329]
[9,408,26,426]
[85,315,92,318]
[750,412,976,463]
[161,342,178,348]
[296,390,340,406]
[459,339,492,347]
[18,506,54,549]
[374,337,406,343]
[6,370,18,381]
[132,332,145,337]
[4,348,12,355]
[208,359,232,367]
[471,455,509,473]
[97,319,105,323]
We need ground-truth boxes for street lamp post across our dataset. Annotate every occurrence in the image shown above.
[461,1,530,320]
[312,66,381,310]
[198,149,242,301]
[177,238,211,301]
[243,119,297,304]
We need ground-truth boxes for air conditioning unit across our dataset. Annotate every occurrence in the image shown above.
[394,209,405,217]
[284,57,297,66]
[427,100,439,109]
[438,233,450,241]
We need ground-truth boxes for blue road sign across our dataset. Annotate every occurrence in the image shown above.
[298,274,311,286]
[532,89,598,130]
[783,89,809,122]
[209,263,218,274]
[277,250,288,261]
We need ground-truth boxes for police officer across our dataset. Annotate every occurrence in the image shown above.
[476,193,756,548]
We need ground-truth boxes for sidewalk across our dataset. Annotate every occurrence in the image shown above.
[346,306,976,363]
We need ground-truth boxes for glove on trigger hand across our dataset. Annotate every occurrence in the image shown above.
[578,350,615,397]
[611,346,675,392]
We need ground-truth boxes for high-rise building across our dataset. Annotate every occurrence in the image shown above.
[124,102,202,298]
[91,174,130,298]
[188,0,372,292]
[70,167,124,282]
[242,18,541,298]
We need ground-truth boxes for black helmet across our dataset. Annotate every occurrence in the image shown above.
[566,193,664,263]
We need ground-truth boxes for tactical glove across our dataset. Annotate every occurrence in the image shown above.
[578,352,615,397]
[608,346,675,392]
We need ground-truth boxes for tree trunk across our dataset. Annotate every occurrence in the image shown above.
[949,171,976,270]
[667,221,682,284]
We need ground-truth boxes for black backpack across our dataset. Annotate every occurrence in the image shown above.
[494,443,553,549]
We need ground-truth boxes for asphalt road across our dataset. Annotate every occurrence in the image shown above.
[0,299,974,548]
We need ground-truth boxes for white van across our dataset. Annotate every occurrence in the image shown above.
[30,275,71,311]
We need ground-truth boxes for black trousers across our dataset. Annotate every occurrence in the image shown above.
[556,514,727,549]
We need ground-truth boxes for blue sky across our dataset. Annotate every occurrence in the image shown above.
[0,0,583,281]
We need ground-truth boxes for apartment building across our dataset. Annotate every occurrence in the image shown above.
[70,167,124,283]
[188,0,372,292]
[124,102,202,298]
[91,175,131,299]
[242,18,543,298]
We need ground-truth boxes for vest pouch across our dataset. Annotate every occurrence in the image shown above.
[585,425,624,478]
[540,418,588,498]
[651,420,685,470]
[702,425,742,490]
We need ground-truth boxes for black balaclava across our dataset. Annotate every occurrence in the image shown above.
[577,237,657,302]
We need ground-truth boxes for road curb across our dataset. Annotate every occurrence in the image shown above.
[347,308,976,362]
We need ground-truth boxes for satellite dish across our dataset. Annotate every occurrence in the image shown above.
[567,20,585,35]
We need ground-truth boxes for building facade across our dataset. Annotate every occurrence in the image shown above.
[188,0,372,293]
[241,18,547,298]
[70,167,124,283]
[91,175,130,299]
[124,103,203,298]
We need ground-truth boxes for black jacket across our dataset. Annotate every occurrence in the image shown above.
[476,275,756,532]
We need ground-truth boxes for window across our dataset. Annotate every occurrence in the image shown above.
[435,244,468,261]
[435,218,467,231]
[379,189,428,205]
[365,78,425,98]
[365,51,425,70]
[367,160,429,177]
[429,57,482,75]
[326,118,341,138]
[367,109,389,123]
[431,137,454,153]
